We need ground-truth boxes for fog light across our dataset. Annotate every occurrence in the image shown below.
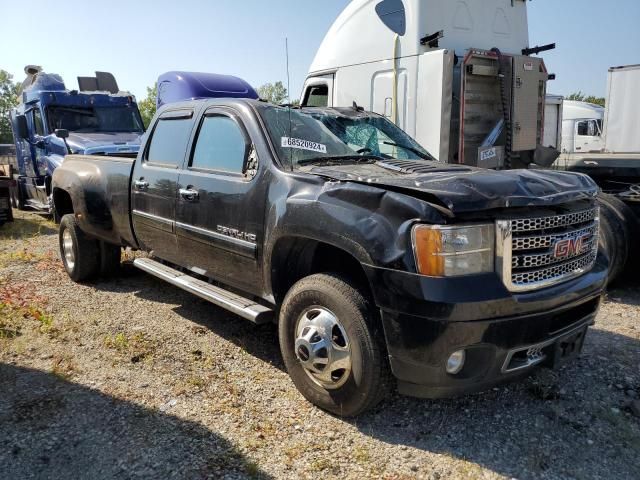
[446,350,466,375]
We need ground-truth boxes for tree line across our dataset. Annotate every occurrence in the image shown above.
[565,91,606,107]
[0,71,20,144]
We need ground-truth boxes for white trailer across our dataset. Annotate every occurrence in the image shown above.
[302,0,555,169]
[554,66,640,188]
[548,66,640,281]
[603,65,640,153]
[552,66,640,158]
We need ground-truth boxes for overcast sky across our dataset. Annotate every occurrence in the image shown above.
[2,0,638,101]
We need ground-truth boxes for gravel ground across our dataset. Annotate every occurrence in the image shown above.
[1,212,639,480]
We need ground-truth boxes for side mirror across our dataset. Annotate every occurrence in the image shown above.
[55,129,72,154]
[243,144,258,179]
[16,115,28,139]
[55,129,69,139]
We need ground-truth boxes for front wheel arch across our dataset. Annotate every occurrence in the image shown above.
[269,236,373,305]
[52,188,74,218]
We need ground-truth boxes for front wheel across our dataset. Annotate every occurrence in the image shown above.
[279,273,391,417]
[59,214,100,282]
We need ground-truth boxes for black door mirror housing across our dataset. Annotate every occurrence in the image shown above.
[55,129,70,139]
[243,144,258,179]
[55,129,72,154]
[15,115,29,139]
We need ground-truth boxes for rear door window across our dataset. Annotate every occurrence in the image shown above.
[146,111,194,167]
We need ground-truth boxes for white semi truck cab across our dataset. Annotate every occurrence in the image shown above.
[558,101,606,154]
[302,0,556,169]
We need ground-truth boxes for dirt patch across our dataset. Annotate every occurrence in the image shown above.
[1,212,638,479]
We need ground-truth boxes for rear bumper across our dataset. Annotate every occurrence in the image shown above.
[364,254,607,398]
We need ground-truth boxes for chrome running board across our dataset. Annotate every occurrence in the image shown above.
[133,258,273,324]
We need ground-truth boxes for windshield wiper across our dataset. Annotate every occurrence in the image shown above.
[383,141,435,161]
[298,154,382,167]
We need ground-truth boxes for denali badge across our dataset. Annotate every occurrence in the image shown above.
[553,235,589,259]
[217,225,257,243]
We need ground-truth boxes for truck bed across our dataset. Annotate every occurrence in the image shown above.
[52,154,137,247]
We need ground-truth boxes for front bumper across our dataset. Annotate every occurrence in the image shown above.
[363,254,607,398]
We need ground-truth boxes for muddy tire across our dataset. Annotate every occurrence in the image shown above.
[279,273,391,417]
[59,214,100,282]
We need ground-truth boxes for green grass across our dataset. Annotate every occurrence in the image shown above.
[0,214,56,240]
[104,331,157,363]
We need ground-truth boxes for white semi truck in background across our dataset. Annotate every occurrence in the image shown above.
[301,0,637,282]
[553,65,640,193]
[543,65,640,281]
[301,0,558,169]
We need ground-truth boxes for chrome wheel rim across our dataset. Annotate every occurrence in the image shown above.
[62,229,75,270]
[294,306,352,389]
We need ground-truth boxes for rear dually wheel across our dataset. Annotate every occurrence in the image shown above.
[59,214,100,282]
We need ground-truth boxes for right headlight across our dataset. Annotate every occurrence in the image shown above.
[412,224,495,277]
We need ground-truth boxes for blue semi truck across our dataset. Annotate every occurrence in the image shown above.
[9,66,143,215]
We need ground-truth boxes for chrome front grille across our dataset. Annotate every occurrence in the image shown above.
[510,209,597,233]
[512,224,598,251]
[511,251,597,285]
[513,238,597,269]
[497,207,599,292]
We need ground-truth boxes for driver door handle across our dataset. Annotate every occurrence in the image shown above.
[134,179,149,191]
[179,188,199,202]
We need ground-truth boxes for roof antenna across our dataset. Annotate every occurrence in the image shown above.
[285,37,294,172]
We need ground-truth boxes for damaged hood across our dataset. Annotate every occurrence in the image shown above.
[306,160,598,213]
[67,132,142,155]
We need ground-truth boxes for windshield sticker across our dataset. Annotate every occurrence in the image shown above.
[281,137,327,154]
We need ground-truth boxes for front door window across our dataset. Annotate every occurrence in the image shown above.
[190,115,247,173]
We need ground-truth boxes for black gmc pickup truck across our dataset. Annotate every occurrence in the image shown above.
[52,99,607,416]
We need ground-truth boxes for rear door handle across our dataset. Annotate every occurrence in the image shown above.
[179,188,199,202]
[134,179,149,190]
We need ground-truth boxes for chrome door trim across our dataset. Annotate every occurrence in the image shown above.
[132,210,175,232]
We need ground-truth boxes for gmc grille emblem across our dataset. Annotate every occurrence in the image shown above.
[553,235,589,259]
